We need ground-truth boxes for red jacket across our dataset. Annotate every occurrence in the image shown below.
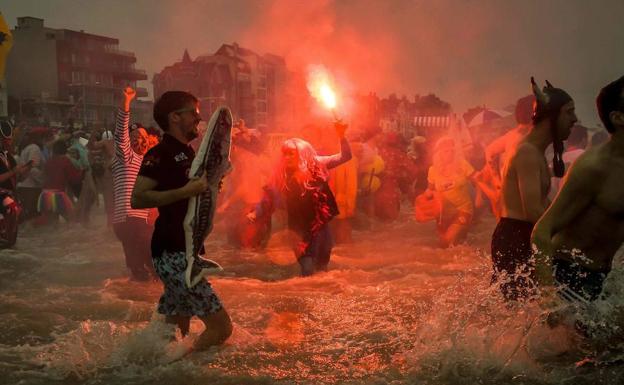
[42,155,83,190]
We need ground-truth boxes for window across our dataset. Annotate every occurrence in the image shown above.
[71,71,81,83]
[257,101,267,112]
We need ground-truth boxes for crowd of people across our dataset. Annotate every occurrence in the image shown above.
[2,74,623,355]
[4,113,160,230]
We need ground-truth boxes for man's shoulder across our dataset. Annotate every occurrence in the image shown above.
[564,146,606,182]
[509,141,541,166]
[574,146,604,167]
[141,142,170,168]
[144,141,168,157]
[514,141,540,154]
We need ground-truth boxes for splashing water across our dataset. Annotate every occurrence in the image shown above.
[1,210,624,384]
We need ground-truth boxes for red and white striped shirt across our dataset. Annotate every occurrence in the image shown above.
[112,109,149,224]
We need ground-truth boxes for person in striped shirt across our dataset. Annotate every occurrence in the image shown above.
[112,87,155,281]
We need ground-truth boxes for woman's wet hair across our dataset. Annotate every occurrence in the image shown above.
[271,138,328,192]
[596,75,624,133]
[153,91,198,132]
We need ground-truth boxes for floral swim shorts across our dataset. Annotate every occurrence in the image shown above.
[153,250,223,316]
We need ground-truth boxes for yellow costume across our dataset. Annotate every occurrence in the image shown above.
[329,156,358,219]
[359,155,384,194]
[0,12,13,79]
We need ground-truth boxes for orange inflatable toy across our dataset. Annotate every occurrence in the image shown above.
[414,193,442,223]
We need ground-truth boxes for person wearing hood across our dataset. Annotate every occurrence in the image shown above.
[491,78,577,301]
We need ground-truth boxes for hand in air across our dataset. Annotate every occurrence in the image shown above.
[334,119,348,139]
[246,211,257,223]
[122,86,136,111]
[123,86,136,102]
[184,172,209,197]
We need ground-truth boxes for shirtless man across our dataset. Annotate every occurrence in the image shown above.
[491,78,577,301]
[478,94,535,218]
[532,75,624,303]
[485,94,535,179]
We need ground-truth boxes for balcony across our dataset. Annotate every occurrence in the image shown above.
[115,67,148,81]
[103,46,136,58]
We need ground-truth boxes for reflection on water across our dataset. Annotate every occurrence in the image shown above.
[1,210,624,384]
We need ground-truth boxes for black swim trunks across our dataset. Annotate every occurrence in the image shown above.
[553,256,609,302]
[491,217,537,301]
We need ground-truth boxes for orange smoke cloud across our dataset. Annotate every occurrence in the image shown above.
[239,0,400,121]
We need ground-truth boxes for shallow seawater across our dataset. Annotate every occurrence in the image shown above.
[1,208,624,385]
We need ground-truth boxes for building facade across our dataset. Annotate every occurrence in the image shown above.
[6,17,148,128]
[153,43,293,131]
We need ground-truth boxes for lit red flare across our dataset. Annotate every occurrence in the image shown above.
[307,65,338,112]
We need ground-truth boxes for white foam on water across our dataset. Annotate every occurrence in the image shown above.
[3,211,624,384]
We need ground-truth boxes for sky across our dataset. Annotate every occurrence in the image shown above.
[4,0,624,127]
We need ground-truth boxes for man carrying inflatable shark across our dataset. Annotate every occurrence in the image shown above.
[131,91,232,349]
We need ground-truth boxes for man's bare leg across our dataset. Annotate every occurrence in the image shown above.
[441,222,469,247]
[195,308,233,350]
[161,315,193,363]
[165,315,191,337]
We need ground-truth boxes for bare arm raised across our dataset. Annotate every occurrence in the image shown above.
[316,120,352,170]
[114,87,135,164]
[531,152,598,287]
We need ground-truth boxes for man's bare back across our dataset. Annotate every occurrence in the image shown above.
[535,142,624,272]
